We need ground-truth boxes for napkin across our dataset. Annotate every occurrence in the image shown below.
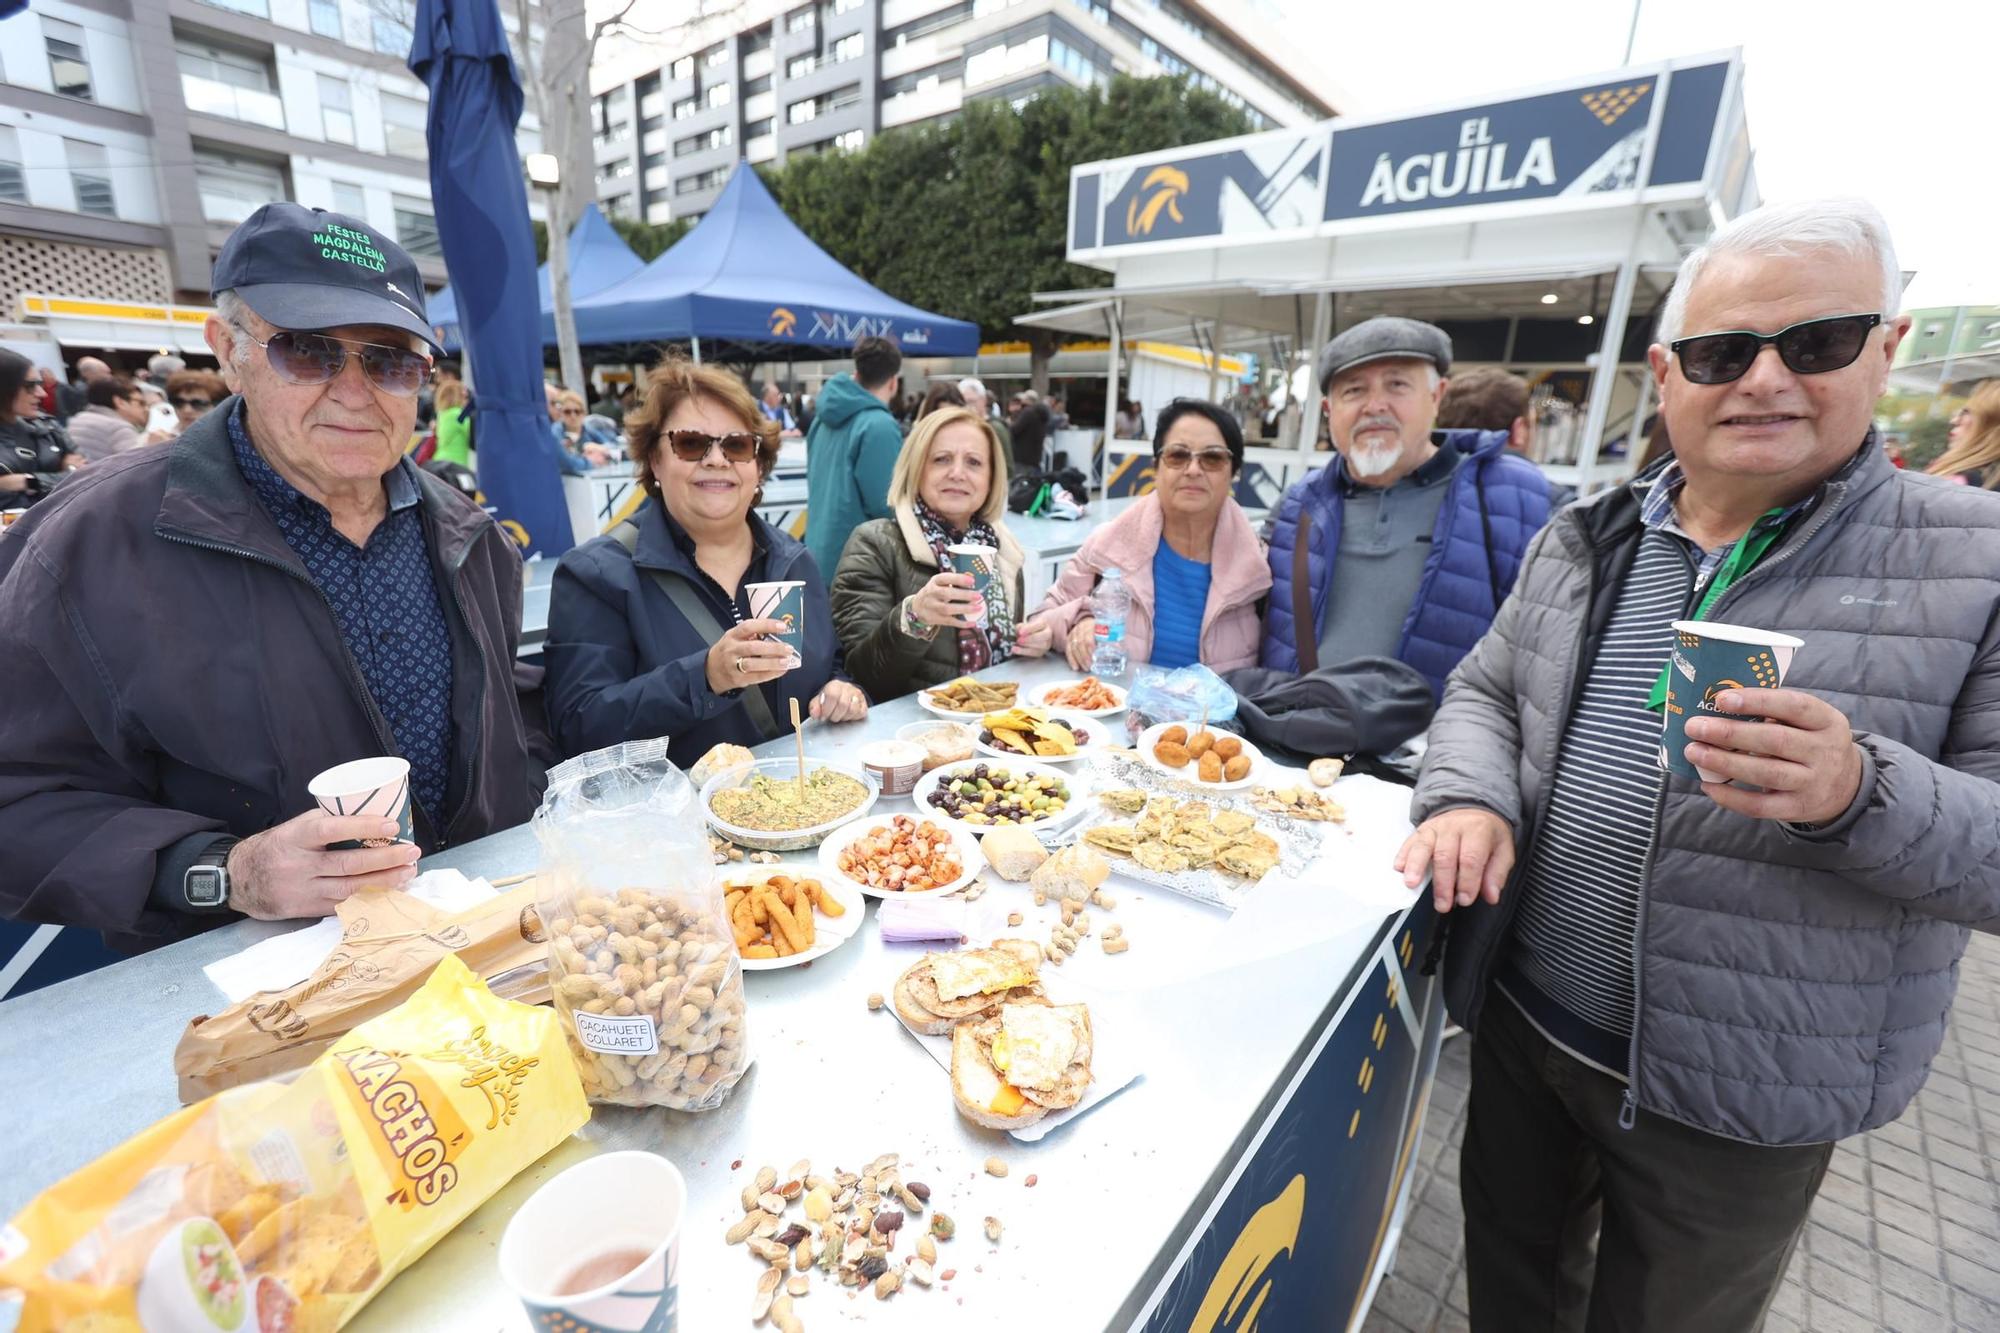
[202,868,501,1003]
[876,894,1011,944]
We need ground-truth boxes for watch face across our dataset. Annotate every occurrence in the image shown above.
[185,865,227,909]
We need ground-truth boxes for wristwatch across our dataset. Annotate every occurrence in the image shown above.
[183,837,240,912]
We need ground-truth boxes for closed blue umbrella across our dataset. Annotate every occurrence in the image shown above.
[409,0,573,557]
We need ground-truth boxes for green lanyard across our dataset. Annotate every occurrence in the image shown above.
[1645,509,1788,711]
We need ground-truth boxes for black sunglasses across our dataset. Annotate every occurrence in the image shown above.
[171,395,213,410]
[1671,312,1882,386]
[247,330,431,397]
[664,429,760,463]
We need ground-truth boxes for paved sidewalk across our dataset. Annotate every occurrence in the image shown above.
[1367,931,2000,1332]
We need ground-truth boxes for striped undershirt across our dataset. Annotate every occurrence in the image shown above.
[1498,528,1696,1075]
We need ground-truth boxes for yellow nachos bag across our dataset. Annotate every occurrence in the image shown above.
[0,955,588,1333]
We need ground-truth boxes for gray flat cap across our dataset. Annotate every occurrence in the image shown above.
[1318,316,1453,389]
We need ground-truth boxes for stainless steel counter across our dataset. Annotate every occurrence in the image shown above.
[0,657,1426,1331]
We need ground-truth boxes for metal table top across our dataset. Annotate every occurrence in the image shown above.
[0,657,1420,1331]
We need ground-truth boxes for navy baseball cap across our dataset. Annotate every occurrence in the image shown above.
[211,203,442,353]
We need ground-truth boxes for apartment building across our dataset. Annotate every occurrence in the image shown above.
[588,0,1346,226]
[0,0,542,344]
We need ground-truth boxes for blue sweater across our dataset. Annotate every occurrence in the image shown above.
[1260,430,1551,698]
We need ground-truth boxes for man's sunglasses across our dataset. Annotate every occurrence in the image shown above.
[664,429,761,463]
[171,396,213,410]
[1670,312,1882,386]
[247,331,431,397]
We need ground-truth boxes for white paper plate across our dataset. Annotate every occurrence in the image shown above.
[917,681,1024,718]
[1026,678,1128,716]
[816,814,983,900]
[910,759,1091,837]
[972,710,1103,765]
[721,869,868,970]
[888,971,1141,1142]
[1134,722,1266,791]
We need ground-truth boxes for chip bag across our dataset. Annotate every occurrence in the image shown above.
[0,955,589,1333]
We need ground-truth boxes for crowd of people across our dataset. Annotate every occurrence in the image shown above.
[2,193,1999,1331]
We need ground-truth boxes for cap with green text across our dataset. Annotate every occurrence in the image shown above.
[211,202,442,353]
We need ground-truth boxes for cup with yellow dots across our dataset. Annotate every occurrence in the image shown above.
[1659,621,1805,781]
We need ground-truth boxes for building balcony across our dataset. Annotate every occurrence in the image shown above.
[180,74,285,131]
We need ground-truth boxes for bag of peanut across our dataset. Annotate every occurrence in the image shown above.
[532,737,751,1110]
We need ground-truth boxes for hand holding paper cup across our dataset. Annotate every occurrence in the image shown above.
[308,756,412,848]
[744,579,806,669]
[500,1150,686,1333]
[1658,621,1805,781]
[947,542,997,623]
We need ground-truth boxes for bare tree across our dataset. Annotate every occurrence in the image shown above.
[513,0,739,391]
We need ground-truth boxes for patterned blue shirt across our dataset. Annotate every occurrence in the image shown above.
[229,404,455,825]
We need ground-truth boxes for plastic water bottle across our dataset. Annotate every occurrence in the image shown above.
[1090,566,1130,679]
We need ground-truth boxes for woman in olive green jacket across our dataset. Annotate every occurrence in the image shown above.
[830,406,1053,701]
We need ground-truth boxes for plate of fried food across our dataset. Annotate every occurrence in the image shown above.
[724,870,865,969]
[817,812,982,899]
[1082,794,1285,888]
[1026,675,1127,716]
[920,675,1020,716]
[975,706,1098,763]
[1138,721,1263,788]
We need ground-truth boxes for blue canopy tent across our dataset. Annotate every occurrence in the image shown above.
[410,0,573,557]
[427,201,643,352]
[566,162,981,359]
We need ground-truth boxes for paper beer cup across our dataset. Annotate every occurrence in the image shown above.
[744,579,806,668]
[499,1150,686,1333]
[1658,621,1805,782]
[947,542,997,624]
[307,756,412,848]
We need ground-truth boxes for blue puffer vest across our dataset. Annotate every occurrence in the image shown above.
[1260,430,1551,698]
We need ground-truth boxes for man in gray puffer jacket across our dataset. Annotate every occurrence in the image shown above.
[1396,198,2000,1332]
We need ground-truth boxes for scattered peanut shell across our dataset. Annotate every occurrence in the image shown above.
[786,1273,810,1297]
[1007,911,1023,927]
[1103,936,1130,955]
[755,1165,778,1193]
[770,1292,802,1333]
[983,1156,1008,1178]
[983,1215,1003,1242]
[726,1211,770,1245]
[917,1233,938,1265]
[753,1266,781,1321]
[866,992,885,1010]
[908,1258,935,1287]
[875,1269,902,1299]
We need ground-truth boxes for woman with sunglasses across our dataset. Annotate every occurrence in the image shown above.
[1027,399,1270,672]
[0,348,82,508]
[158,369,229,441]
[554,388,619,464]
[544,357,867,766]
[829,406,1052,702]
[1927,381,2000,490]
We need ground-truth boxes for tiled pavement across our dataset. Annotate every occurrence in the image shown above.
[1366,931,2000,1332]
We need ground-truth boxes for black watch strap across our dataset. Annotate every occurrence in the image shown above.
[182,836,240,913]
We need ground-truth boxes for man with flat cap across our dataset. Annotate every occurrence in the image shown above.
[1262,315,1552,697]
[0,204,541,951]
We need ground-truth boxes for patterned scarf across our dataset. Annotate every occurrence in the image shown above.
[913,498,1016,673]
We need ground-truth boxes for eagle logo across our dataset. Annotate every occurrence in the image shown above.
[769,306,797,337]
[1126,165,1191,236]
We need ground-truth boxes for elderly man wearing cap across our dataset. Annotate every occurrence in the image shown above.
[1262,316,1552,697]
[0,204,541,952]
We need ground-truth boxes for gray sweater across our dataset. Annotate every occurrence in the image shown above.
[1413,439,2000,1145]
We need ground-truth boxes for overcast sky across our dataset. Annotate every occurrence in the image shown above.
[1278,0,1998,312]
